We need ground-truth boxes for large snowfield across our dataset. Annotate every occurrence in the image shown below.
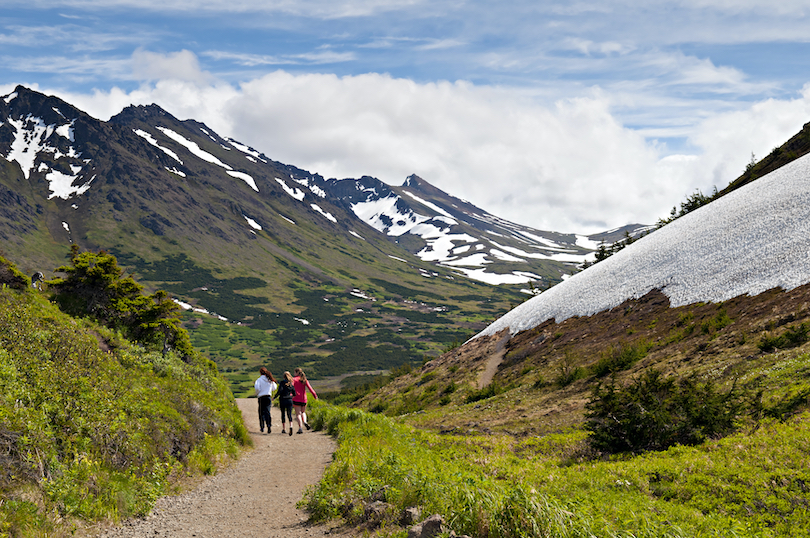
[477,152,810,339]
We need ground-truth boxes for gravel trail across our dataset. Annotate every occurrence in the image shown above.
[94,398,342,538]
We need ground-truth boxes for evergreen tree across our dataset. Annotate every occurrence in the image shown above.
[50,246,192,356]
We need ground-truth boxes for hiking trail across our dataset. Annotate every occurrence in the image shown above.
[92,399,349,538]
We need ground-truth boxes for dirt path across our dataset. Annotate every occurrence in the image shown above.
[94,399,343,538]
[477,332,511,389]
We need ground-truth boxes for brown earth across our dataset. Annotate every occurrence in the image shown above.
[89,399,350,538]
[358,282,810,437]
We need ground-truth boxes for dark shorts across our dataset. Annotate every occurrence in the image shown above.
[293,401,307,410]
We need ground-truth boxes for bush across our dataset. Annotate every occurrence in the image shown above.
[0,255,29,289]
[590,340,651,378]
[0,287,247,533]
[759,322,810,353]
[585,369,757,454]
[466,382,504,403]
[49,246,192,356]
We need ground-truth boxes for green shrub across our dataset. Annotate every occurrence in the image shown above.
[585,369,757,454]
[305,402,808,537]
[590,340,651,378]
[0,255,29,289]
[555,365,586,387]
[466,382,504,403]
[701,309,733,336]
[759,322,810,352]
[49,246,192,357]
[0,286,247,533]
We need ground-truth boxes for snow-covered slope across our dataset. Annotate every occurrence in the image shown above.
[477,152,810,338]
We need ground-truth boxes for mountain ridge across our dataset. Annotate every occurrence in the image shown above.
[1,85,641,394]
[344,123,810,442]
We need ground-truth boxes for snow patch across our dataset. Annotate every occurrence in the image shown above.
[156,126,230,168]
[576,234,601,250]
[310,203,337,223]
[227,170,258,191]
[134,129,183,164]
[55,120,75,142]
[403,190,456,220]
[275,177,305,201]
[477,153,810,339]
[47,167,92,200]
[228,138,268,163]
[448,266,543,285]
[243,215,262,230]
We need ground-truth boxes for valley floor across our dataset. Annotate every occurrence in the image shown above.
[89,399,346,538]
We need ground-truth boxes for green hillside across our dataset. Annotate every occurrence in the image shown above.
[303,283,810,537]
[0,88,532,397]
[0,257,248,537]
[111,244,524,398]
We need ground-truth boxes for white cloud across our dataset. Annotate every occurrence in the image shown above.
[20,0,428,18]
[675,0,810,16]
[204,48,355,66]
[688,84,810,186]
[39,52,810,234]
[131,49,214,84]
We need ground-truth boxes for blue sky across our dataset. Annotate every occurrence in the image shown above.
[3,0,810,233]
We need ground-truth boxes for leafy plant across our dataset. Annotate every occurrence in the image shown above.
[307,402,810,537]
[584,369,756,454]
[589,339,651,377]
[0,276,247,535]
[465,382,504,403]
[50,246,191,356]
[759,322,810,352]
[0,255,29,289]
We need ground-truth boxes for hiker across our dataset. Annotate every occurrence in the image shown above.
[292,367,318,434]
[254,367,277,434]
[31,271,44,290]
[275,371,296,436]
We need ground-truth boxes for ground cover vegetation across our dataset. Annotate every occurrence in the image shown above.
[0,253,248,537]
[306,402,810,537]
[309,281,810,537]
[112,250,517,397]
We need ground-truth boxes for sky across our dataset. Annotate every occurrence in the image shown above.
[2,0,810,234]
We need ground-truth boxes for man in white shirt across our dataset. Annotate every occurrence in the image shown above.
[254,367,278,433]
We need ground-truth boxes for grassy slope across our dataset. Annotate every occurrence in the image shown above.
[110,234,524,396]
[305,282,810,537]
[0,286,249,537]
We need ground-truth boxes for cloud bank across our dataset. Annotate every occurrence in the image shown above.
[11,45,810,234]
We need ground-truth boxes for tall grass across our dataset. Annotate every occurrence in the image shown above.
[0,288,249,535]
[307,401,810,537]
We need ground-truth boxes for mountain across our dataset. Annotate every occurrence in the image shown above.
[348,141,810,436]
[0,85,636,395]
[316,172,621,286]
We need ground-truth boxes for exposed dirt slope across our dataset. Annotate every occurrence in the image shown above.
[355,282,810,437]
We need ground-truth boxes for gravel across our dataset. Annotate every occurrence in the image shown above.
[89,399,346,538]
